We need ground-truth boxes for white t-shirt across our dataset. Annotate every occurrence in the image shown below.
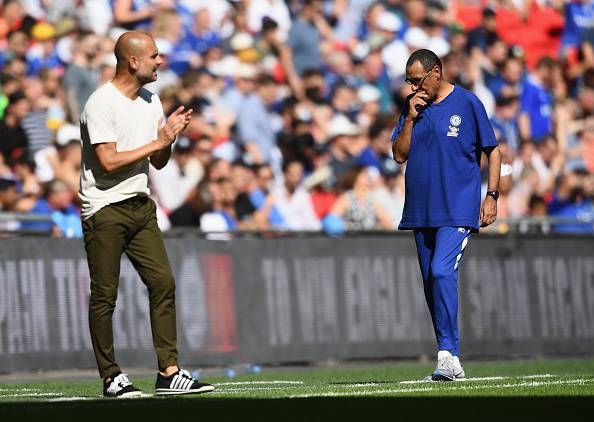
[79,82,163,219]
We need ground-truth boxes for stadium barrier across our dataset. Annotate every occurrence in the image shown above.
[1,232,593,372]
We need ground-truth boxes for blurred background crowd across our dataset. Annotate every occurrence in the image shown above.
[0,0,593,236]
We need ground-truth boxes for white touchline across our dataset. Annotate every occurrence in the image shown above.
[288,378,593,398]
[0,388,42,392]
[0,393,63,398]
[214,387,290,393]
[399,374,556,384]
[216,381,305,386]
[47,397,89,402]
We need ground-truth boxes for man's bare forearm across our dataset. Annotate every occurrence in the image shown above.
[486,145,501,191]
[95,141,165,173]
[393,116,414,164]
[150,145,172,170]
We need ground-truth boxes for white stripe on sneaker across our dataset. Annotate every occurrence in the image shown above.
[172,375,181,390]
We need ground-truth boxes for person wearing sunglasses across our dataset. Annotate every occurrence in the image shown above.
[391,49,502,381]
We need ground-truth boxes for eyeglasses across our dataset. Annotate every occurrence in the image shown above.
[405,68,433,89]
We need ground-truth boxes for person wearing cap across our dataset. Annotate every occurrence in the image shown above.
[0,91,31,165]
[79,31,213,397]
[221,62,257,116]
[325,114,361,185]
[26,21,61,76]
[392,49,501,381]
[356,84,382,128]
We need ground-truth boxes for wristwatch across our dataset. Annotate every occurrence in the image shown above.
[486,190,500,201]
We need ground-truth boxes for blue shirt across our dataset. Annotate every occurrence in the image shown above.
[548,194,594,234]
[236,94,277,163]
[490,114,520,153]
[287,18,322,75]
[392,85,497,230]
[561,1,594,49]
[520,76,553,142]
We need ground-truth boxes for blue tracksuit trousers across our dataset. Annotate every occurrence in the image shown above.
[414,227,471,357]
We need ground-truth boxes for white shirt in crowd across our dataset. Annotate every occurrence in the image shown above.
[246,0,292,41]
[273,185,321,231]
[79,82,162,219]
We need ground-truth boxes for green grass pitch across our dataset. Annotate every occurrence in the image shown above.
[2,358,594,421]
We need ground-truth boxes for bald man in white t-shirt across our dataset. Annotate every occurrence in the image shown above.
[80,31,214,397]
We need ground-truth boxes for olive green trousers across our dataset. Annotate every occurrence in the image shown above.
[82,197,178,379]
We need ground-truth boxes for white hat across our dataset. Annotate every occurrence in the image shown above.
[209,56,240,77]
[376,12,402,33]
[327,115,360,139]
[236,63,257,79]
[155,38,173,56]
[404,27,429,49]
[427,36,450,58]
[358,85,381,103]
[230,32,254,51]
[56,124,80,147]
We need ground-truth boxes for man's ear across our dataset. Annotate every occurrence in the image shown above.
[129,56,139,71]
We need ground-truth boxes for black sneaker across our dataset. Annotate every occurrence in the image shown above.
[155,369,215,395]
[103,373,143,398]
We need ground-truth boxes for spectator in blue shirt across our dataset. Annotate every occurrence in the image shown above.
[548,170,594,233]
[22,178,82,237]
[287,0,324,76]
[519,56,555,144]
[358,116,394,172]
[491,94,521,153]
[466,7,498,54]
[561,0,594,53]
[169,8,220,75]
[487,55,525,99]
[236,74,279,165]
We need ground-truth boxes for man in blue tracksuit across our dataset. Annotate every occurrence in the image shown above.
[392,49,501,381]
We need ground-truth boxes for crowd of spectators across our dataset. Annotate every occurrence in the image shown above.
[0,0,593,236]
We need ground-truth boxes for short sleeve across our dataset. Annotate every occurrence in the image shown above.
[471,94,498,149]
[84,98,117,145]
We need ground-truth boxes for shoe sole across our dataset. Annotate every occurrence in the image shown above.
[154,385,215,395]
[104,391,144,398]
[429,371,455,381]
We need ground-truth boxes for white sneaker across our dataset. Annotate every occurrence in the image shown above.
[453,356,465,380]
[425,350,455,381]
[103,373,143,398]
